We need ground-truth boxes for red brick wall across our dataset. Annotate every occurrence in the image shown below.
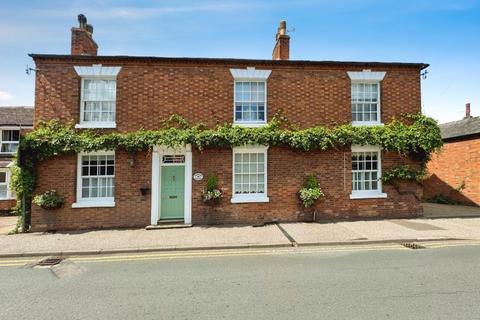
[0,199,16,214]
[31,147,422,231]
[424,136,480,206]
[71,29,97,56]
[31,151,152,231]
[32,58,421,130]
[30,57,424,231]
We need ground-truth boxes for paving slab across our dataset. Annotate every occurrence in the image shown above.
[278,222,364,244]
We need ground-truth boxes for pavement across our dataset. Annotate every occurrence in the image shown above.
[1,243,480,319]
[0,216,17,234]
[423,202,480,218]
[2,209,480,257]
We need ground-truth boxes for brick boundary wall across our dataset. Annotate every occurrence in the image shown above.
[424,135,480,206]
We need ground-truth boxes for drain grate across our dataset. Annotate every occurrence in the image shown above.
[401,242,425,250]
[36,257,64,266]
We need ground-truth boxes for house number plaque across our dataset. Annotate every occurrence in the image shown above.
[193,173,204,181]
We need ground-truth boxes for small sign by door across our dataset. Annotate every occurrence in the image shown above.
[193,173,204,181]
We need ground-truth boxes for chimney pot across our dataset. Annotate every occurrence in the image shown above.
[278,20,287,37]
[465,103,471,119]
[78,14,87,29]
[86,24,94,34]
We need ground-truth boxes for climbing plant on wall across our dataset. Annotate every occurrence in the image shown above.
[11,113,442,225]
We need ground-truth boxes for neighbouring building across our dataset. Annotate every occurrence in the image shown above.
[424,103,480,206]
[0,106,34,214]
[28,15,427,231]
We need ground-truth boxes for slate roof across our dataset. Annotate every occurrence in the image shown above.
[439,116,480,140]
[0,106,34,126]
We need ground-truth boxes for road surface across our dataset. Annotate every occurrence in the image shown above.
[1,242,479,319]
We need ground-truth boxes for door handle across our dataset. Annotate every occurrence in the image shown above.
[169,195,178,199]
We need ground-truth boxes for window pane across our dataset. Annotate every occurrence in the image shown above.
[0,185,7,198]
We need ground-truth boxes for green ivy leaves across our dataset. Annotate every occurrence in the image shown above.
[12,113,442,220]
[19,113,442,159]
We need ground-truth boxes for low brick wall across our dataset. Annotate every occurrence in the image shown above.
[0,199,16,215]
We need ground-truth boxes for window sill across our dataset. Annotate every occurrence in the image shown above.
[352,122,384,127]
[0,197,15,201]
[349,192,387,199]
[233,122,267,128]
[72,201,115,208]
[75,122,117,129]
[231,195,270,203]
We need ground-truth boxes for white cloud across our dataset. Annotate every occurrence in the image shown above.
[0,90,13,101]
[35,1,266,20]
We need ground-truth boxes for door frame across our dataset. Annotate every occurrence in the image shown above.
[151,144,192,225]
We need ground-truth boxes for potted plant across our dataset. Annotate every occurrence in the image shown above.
[33,190,65,210]
[202,175,222,205]
[298,175,324,220]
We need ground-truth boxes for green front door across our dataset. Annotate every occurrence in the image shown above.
[160,166,185,220]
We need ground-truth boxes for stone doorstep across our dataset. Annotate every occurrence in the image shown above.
[145,224,193,230]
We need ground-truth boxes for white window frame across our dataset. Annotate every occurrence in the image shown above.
[231,145,269,203]
[0,168,14,200]
[348,70,386,126]
[0,128,20,155]
[74,64,121,129]
[350,145,387,199]
[230,68,271,127]
[72,151,116,208]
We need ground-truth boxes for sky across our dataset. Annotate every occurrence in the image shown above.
[0,0,479,123]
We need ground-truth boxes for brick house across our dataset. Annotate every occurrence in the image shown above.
[28,15,428,231]
[0,107,34,214]
[424,103,480,206]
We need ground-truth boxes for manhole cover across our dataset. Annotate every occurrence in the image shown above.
[36,257,64,266]
[401,242,425,250]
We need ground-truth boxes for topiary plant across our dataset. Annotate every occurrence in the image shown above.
[298,175,324,208]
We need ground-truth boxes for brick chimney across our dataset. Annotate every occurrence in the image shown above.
[272,20,290,60]
[71,14,98,56]
[464,103,472,119]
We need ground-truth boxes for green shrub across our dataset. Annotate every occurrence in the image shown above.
[426,194,461,205]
